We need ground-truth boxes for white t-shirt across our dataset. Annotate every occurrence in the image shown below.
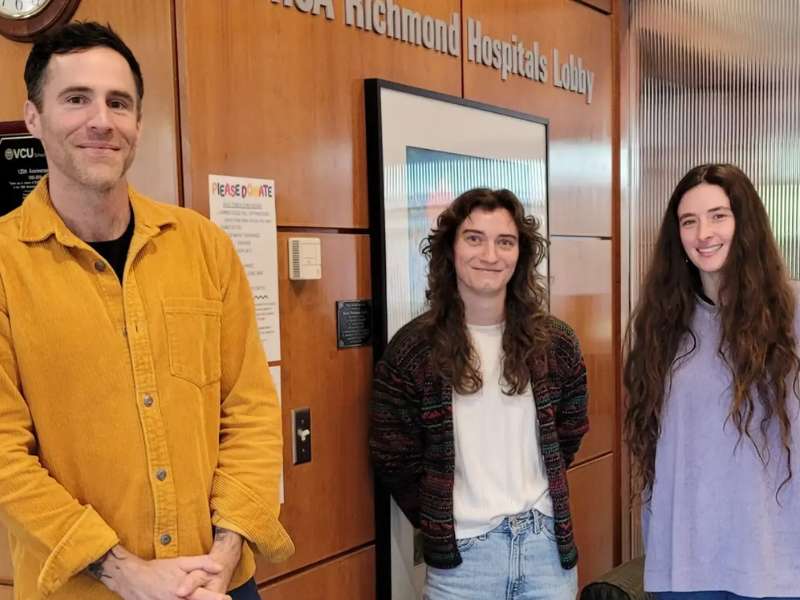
[452,322,553,539]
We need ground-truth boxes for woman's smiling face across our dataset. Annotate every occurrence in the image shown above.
[677,183,736,276]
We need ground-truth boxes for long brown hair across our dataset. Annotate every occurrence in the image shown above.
[624,163,800,497]
[420,188,549,395]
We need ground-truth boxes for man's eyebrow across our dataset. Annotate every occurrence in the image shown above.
[57,85,93,97]
[460,228,485,235]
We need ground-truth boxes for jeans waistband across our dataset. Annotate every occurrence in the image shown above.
[496,508,551,536]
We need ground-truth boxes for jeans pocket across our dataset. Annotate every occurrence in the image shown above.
[455,531,489,553]
[540,514,557,542]
[455,536,476,552]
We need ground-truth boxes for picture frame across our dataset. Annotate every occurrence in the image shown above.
[364,78,549,599]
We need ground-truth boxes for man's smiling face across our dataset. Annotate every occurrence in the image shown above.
[453,207,520,306]
[24,46,142,194]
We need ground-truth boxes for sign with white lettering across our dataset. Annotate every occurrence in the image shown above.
[0,122,47,217]
[270,0,597,104]
[336,299,372,349]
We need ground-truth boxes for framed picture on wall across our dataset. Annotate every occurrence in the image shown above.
[364,78,549,600]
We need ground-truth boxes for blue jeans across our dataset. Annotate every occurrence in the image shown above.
[424,509,578,600]
[654,594,800,600]
[229,578,260,600]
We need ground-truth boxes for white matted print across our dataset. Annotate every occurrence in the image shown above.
[366,80,549,600]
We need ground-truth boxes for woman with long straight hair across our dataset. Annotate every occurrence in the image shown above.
[624,164,800,599]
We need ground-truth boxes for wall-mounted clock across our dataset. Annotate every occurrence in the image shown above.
[0,0,81,42]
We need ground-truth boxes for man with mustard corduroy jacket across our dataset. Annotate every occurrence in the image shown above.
[0,22,293,600]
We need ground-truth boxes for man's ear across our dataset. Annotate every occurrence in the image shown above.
[23,100,42,139]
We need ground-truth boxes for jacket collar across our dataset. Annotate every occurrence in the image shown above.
[17,176,176,247]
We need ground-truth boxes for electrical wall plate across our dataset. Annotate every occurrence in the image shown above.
[292,407,311,465]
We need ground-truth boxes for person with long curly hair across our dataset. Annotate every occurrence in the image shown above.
[624,164,800,599]
[370,188,589,599]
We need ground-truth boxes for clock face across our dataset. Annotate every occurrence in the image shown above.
[0,0,51,19]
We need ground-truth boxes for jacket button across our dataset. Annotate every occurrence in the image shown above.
[94,260,106,272]
[155,468,167,481]
[143,394,153,407]
[160,533,172,545]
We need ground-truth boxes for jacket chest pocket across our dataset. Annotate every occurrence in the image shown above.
[163,297,222,387]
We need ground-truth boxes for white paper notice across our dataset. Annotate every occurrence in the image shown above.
[269,365,285,505]
[209,175,281,362]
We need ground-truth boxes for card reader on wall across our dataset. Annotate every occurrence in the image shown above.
[288,237,322,280]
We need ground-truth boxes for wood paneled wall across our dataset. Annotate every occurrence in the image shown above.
[569,454,616,588]
[0,36,30,121]
[256,232,375,580]
[550,237,614,465]
[259,546,375,600]
[0,0,620,596]
[174,0,461,224]
[0,0,180,204]
[0,537,9,586]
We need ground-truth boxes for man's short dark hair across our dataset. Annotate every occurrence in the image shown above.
[24,21,144,113]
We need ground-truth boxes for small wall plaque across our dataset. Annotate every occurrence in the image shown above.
[1,121,47,218]
[336,299,372,349]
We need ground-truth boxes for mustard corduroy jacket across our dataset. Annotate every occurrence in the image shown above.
[0,178,293,599]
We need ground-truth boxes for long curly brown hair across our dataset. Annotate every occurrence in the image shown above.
[624,163,800,497]
[419,188,549,395]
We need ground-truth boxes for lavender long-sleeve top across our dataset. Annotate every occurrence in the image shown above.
[643,293,800,597]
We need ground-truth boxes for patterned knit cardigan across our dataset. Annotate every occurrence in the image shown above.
[369,313,589,570]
